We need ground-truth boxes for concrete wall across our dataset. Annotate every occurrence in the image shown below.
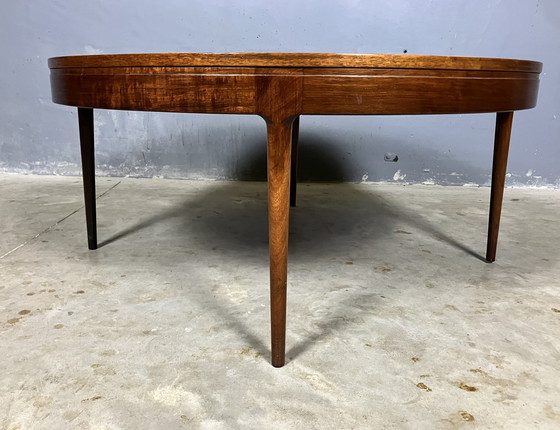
[1,0,559,186]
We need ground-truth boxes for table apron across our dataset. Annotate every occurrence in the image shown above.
[301,75,539,115]
[50,69,539,115]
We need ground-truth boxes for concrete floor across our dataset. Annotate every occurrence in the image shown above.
[1,174,559,429]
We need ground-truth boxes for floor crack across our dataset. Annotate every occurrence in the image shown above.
[0,180,121,259]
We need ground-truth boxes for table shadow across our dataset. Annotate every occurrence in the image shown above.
[87,117,560,364]
[98,182,484,262]
[94,131,500,363]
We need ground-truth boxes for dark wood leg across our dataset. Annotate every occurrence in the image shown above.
[78,107,97,250]
[289,116,300,207]
[486,111,514,262]
[267,119,294,367]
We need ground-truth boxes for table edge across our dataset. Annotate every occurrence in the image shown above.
[48,53,543,73]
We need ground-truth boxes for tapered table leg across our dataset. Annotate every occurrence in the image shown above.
[78,107,97,250]
[289,116,300,207]
[486,111,514,262]
[267,119,294,367]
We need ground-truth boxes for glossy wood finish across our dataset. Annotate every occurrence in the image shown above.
[48,53,542,72]
[267,120,295,367]
[290,116,300,207]
[487,112,515,262]
[49,52,542,118]
[49,53,541,367]
[77,107,97,250]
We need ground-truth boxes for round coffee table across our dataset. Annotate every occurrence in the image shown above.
[49,53,542,367]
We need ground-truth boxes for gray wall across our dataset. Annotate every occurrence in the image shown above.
[1,0,559,186]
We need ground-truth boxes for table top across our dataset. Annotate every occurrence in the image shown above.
[48,52,542,73]
[49,53,541,118]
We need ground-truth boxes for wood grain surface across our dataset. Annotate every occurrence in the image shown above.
[48,52,542,72]
[50,54,541,116]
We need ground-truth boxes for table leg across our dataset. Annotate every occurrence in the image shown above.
[78,107,98,250]
[267,119,294,367]
[486,111,514,262]
[290,115,300,207]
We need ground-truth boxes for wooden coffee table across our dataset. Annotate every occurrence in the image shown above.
[49,53,541,367]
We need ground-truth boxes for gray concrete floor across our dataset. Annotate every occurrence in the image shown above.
[1,174,559,429]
